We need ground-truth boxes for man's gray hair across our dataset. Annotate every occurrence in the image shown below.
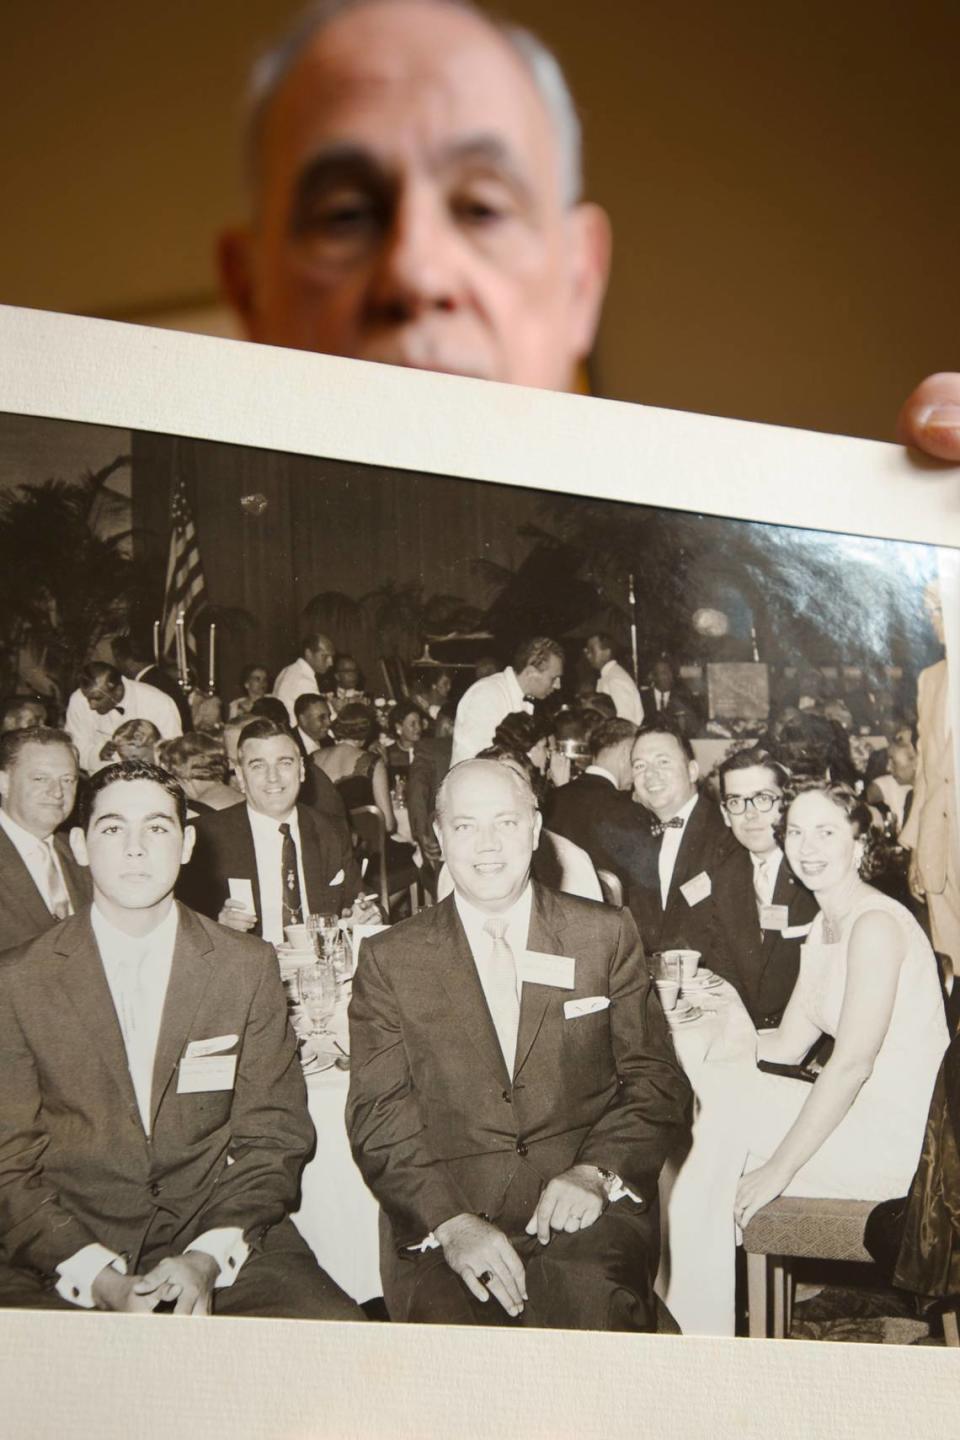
[434,755,538,821]
[244,0,583,205]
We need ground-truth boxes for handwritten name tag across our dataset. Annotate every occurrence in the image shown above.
[185,1034,238,1058]
[517,951,576,990]
[680,871,711,907]
[563,995,609,1019]
[759,904,789,932]
[228,878,255,911]
[177,1055,237,1094]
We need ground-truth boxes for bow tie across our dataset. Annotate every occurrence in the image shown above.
[650,817,684,838]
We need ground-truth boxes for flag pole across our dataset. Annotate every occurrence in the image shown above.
[628,572,639,681]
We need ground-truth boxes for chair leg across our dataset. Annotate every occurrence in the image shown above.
[771,1258,791,1339]
[746,1253,768,1338]
[943,1308,960,1347]
[408,880,420,916]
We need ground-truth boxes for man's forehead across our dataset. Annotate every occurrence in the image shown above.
[240,736,299,762]
[633,735,683,760]
[445,764,525,810]
[90,779,178,821]
[723,765,780,794]
[14,743,76,772]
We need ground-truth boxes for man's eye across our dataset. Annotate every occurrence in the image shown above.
[451,185,514,227]
[297,192,382,238]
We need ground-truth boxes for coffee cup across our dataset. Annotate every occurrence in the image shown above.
[284,924,312,950]
[654,979,681,1012]
[666,949,701,982]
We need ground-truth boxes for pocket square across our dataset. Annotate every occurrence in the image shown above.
[185,1034,239,1058]
[564,996,610,1019]
[328,869,345,886]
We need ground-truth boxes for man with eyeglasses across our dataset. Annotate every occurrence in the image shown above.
[711,745,818,1028]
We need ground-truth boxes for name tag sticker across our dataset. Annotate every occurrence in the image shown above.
[759,904,790,932]
[783,921,815,940]
[185,1034,238,1058]
[228,878,255,911]
[517,951,576,990]
[564,995,610,1019]
[680,871,712,907]
[177,1055,237,1094]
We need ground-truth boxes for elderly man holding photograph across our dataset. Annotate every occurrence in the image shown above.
[346,757,691,1329]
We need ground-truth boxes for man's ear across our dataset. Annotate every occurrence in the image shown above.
[564,201,613,365]
[69,826,89,868]
[720,804,732,831]
[688,761,700,788]
[531,808,544,849]
[217,227,259,338]
[180,823,197,867]
[432,818,444,857]
[0,769,9,805]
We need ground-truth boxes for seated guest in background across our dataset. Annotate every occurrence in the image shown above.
[581,692,617,726]
[220,717,248,790]
[228,663,270,719]
[492,710,555,793]
[190,693,224,735]
[99,718,162,765]
[385,700,424,778]
[410,668,453,719]
[626,722,729,958]
[710,746,818,1029]
[330,654,367,713]
[545,718,642,893]
[111,633,193,732]
[407,704,456,893]
[347,758,691,1329]
[0,727,90,952]
[452,637,565,765]
[583,634,644,725]
[178,718,372,941]
[551,707,593,779]
[769,706,857,786]
[273,633,336,725]
[867,737,917,837]
[638,659,700,739]
[314,702,397,829]
[0,759,362,1321]
[473,656,499,682]
[293,693,333,758]
[1,695,48,734]
[66,662,183,776]
[156,733,243,814]
[249,695,295,728]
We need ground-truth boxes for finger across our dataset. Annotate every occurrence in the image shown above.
[895,373,960,462]
[460,1269,490,1305]
[173,1286,196,1315]
[486,1270,523,1317]
[495,1236,528,1302]
[549,1197,573,1234]
[563,1213,583,1233]
[191,1290,212,1316]
[534,1192,555,1245]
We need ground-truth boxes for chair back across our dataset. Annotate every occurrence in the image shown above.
[596,868,624,908]
[350,805,391,919]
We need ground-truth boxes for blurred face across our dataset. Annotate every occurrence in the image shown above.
[245,666,269,698]
[236,734,304,817]
[70,778,194,927]
[583,636,609,672]
[397,709,423,747]
[527,737,549,773]
[306,638,336,674]
[1,700,46,733]
[221,0,609,389]
[437,761,541,912]
[720,764,783,856]
[888,744,917,787]
[652,661,673,692]
[522,654,564,700]
[631,731,697,819]
[336,659,360,690]
[783,790,860,893]
[299,699,332,742]
[83,677,124,715]
[0,741,79,839]
[433,672,452,700]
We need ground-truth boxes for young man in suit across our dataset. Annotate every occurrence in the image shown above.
[111,634,194,733]
[638,660,701,740]
[0,727,90,953]
[625,722,729,958]
[178,716,376,940]
[544,717,643,892]
[347,757,691,1329]
[0,759,362,1319]
[711,745,818,1028]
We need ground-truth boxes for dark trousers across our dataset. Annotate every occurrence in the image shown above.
[386,1197,660,1331]
[0,1219,364,1322]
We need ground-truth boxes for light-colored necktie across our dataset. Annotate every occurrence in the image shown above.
[112,941,154,1132]
[482,917,521,1072]
[42,838,71,920]
[754,857,772,908]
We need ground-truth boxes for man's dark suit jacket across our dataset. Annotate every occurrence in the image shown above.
[347,884,691,1265]
[0,904,311,1282]
[177,801,360,931]
[406,736,453,841]
[0,826,91,955]
[136,664,193,731]
[625,792,731,957]
[638,686,701,737]
[709,846,818,1028]
[544,772,645,890]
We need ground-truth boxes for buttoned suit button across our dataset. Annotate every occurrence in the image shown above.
[501,1089,512,1103]
[516,1140,528,1157]
[149,1181,161,1196]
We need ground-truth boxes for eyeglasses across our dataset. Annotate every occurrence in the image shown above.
[721,790,781,815]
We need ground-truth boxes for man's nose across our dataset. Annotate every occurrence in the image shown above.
[366,184,463,321]
[476,823,502,851]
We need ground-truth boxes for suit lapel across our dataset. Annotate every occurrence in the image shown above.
[51,910,141,1123]
[0,826,53,932]
[434,899,512,1088]
[513,885,563,1080]
[149,905,216,1130]
[298,804,331,913]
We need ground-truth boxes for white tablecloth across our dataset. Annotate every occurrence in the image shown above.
[655,979,758,1336]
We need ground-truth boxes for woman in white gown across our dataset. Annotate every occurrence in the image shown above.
[734,781,949,1229]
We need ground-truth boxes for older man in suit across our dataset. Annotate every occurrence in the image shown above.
[0,727,90,953]
[0,759,361,1318]
[710,745,818,1028]
[625,722,730,958]
[347,757,691,1329]
[177,717,374,940]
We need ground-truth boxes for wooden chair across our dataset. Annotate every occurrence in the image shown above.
[596,868,624,908]
[350,804,420,922]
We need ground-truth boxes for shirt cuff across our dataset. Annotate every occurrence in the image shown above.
[605,1173,643,1205]
[407,1233,441,1252]
[184,1227,249,1288]
[56,1244,127,1308]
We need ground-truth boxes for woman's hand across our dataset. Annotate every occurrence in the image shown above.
[734,1159,792,1231]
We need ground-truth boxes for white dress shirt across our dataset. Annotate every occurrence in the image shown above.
[657,793,699,906]
[0,807,73,915]
[273,657,319,725]
[451,666,531,765]
[584,765,619,788]
[65,677,182,773]
[596,659,644,725]
[246,803,310,944]
[297,725,320,757]
[55,902,246,1306]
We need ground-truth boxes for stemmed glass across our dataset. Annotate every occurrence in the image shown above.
[298,960,336,1040]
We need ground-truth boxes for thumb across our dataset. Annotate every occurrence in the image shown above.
[896,373,960,462]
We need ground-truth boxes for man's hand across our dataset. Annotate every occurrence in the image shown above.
[434,1212,527,1317]
[345,893,382,925]
[218,898,258,932]
[897,373,960,462]
[908,851,926,903]
[132,1252,220,1316]
[525,1164,608,1245]
[91,1262,165,1313]
[547,751,572,789]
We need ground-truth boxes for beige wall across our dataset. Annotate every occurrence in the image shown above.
[1,1,956,440]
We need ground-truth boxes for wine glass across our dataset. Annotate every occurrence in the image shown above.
[307,912,340,960]
[298,961,335,1039]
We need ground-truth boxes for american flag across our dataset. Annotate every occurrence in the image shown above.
[161,475,207,665]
